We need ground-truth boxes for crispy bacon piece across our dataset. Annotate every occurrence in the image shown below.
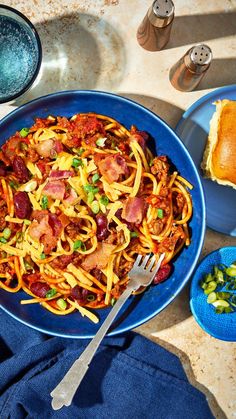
[50,254,74,270]
[121,197,145,224]
[63,188,78,206]
[43,180,65,200]
[29,216,50,242]
[97,154,128,184]
[28,210,62,254]
[81,243,116,271]
[49,170,74,180]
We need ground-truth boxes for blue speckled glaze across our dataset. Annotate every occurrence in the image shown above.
[0,90,206,338]
[190,246,236,341]
[176,85,236,237]
[0,6,42,103]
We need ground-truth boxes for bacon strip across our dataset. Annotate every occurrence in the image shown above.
[81,243,116,271]
[121,197,145,224]
[43,180,65,200]
[97,154,128,184]
[49,170,74,180]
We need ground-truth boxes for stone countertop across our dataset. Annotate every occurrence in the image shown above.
[0,0,236,417]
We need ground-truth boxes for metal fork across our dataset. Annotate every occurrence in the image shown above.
[50,253,165,410]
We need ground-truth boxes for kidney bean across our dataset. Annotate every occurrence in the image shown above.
[14,191,32,219]
[71,285,88,303]
[153,264,172,284]
[96,214,109,241]
[13,156,29,183]
[30,281,51,297]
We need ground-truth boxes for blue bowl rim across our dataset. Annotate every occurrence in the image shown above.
[190,245,236,342]
[0,89,206,337]
[176,84,236,127]
[0,4,42,104]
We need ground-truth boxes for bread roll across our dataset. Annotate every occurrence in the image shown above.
[201,99,236,189]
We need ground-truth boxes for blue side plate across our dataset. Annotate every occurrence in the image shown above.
[176,85,236,236]
[190,246,236,341]
[0,90,205,338]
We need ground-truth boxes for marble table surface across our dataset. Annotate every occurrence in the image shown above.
[1,0,236,417]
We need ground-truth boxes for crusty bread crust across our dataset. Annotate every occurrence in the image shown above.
[201,99,236,189]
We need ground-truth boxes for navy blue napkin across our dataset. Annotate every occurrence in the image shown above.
[0,310,214,419]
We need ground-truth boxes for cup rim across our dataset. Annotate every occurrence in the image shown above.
[0,4,42,104]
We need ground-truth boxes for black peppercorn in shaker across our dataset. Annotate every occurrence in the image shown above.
[137,0,175,51]
[169,44,213,91]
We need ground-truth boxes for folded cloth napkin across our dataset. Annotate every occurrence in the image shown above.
[0,310,214,419]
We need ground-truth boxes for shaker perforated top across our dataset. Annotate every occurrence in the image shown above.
[190,44,212,66]
[153,0,174,18]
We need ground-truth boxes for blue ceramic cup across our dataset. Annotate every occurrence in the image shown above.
[0,5,42,103]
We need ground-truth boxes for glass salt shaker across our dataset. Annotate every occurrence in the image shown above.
[169,44,213,91]
[137,0,175,51]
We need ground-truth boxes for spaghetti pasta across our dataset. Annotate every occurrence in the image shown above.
[0,112,193,323]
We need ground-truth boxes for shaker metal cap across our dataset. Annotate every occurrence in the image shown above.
[185,44,213,73]
[149,0,175,28]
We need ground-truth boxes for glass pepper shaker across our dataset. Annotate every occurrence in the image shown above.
[137,0,175,51]
[169,44,213,91]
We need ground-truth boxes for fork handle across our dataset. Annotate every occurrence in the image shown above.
[51,285,133,410]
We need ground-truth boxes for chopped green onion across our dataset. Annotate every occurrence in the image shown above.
[99,195,109,207]
[9,180,18,190]
[207,292,217,304]
[24,219,31,225]
[149,158,154,167]
[41,195,48,210]
[3,228,11,240]
[72,158,83,168]
[213,266,224,284]
[130,231,139,238]
[87,294,96,302]
[226,267,236,277]
[204,273,214,283]
[203,280,217,295]
[92,173,100,183]
[212,299,230,308]
[216,292,231,300]
[73,240,86,251]
[215,306,225,314]
[24,261,34,271]
[77,147,85,155]
[57,298,67,310]
[91,201,100,214]
[46,288,57,298]
[40,253,46,260]
[157,208,164,219]
[87,191,95,204]
[20,141,28,151]
[20,127,29,137]
[0,237,7,244]
[96,137,107,147]
[111,297,116,306]
[224,306,234,313]
[83,184,99,194]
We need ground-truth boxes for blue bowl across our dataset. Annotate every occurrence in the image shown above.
[0,90,206,337]
[190,246,236,341]
[0,5,42,103]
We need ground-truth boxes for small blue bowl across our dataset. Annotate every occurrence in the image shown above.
[0,5,42,103]
[0,90,206,338]
[190,246,236,341]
